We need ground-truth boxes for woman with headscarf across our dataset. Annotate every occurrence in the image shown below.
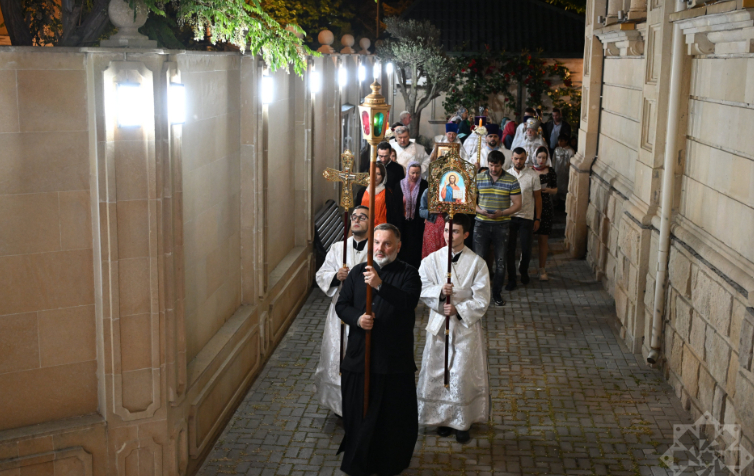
[397,162,428,268]
[355,162,403,229]
[532,146,557,281]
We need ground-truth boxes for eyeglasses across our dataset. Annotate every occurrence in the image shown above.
[351,214,368,222]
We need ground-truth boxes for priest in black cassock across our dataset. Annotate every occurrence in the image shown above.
[335,223,422,476]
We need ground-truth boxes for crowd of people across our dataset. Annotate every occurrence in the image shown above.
[312,108,577,476]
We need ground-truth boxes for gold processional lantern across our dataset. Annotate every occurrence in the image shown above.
[358,81,392,148]
[357,79,391,418]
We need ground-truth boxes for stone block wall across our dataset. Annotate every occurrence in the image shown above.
[0,46,358,476]
[569,0,754,465]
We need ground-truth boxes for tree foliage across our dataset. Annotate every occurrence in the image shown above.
[443,49,580,127]
[0,0,315,75]
[375,17,454,138]
[260,0,355,44]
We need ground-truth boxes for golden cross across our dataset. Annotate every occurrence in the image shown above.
[323,150,370,210]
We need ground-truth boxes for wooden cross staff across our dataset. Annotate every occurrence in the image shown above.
[322,150,369,367]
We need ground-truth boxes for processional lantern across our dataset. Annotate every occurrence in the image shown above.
[358,81,391,148]
[357,80,391,418]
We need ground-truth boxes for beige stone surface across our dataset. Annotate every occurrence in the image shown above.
[0,193,60,257]
[0,131,90,195]
[682,345,700,399]
[675,295,693,342]
[0,70,19,133]
[0,360,97,430]
[692,270,733,336]
[705,326,731,384]
[16,70,87,133]
[690,311,707,360]
[0,249,94,316]
[0,313,39,375]
[668,246,691,297]
[59,191,92,251]
[38,305,96,368]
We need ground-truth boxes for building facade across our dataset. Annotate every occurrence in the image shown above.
[567,0,754,463]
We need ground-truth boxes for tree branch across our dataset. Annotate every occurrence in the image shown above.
[59,0,84,46]
[0,0,33,45]
[76,0,112,46]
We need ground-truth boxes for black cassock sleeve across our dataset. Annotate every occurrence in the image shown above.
[335,267,363,328]
[375,266,422,317]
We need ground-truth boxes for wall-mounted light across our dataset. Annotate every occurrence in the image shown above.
[358,64,366,82]
[116,83,144,128]
[338,66,347,87]
[386,62,394,75]
[168,83,185,124]
[261,74,274,105]
[310,70,321,94]
[373,62,381,80]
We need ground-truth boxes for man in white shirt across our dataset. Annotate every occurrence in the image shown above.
[505,148,542,290]
[389,126,430,178]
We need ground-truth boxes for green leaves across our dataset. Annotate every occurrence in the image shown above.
[444,49,581,127]
[137,0,318,75]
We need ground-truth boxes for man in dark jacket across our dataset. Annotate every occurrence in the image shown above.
[377,141,405,191]
[336,223,422,476]
[543,108,572,153]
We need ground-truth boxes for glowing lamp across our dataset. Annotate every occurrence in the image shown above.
[116,83,144,128]
[372,62,380,80]
[168,83,185,124]
[357,81,392,147]
[338,66,347,87]
[310,70,321,94]
[386,62,394,75]
[358,64,366,82]
[261,75,274,104]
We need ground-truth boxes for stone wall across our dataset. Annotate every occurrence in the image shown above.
[0,46,357,476]
[568,0,754,467]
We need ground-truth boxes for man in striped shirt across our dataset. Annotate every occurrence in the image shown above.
[473,151,522,306]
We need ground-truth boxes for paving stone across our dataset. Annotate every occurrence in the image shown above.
[198,254,708,476]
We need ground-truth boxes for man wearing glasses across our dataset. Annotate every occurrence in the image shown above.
[313,206,370,417]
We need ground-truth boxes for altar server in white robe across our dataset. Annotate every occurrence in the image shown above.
[510,108,538,150]
[462,123,503,170]
[417,214,491,444]
[313,205,369,416]
[390,125,430,178]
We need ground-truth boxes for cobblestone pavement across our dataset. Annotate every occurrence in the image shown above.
[199,253,697,476]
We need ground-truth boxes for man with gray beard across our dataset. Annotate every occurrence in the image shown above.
[335,223,422,476]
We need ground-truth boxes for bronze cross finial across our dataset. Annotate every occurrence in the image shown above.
[323,150,370,210]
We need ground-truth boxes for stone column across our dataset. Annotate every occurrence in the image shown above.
[565,0,607,259]
[606,0,622,25]
[628,0,647,20]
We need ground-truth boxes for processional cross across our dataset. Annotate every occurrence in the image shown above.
[322,149,370,370]
[323,150,370,231]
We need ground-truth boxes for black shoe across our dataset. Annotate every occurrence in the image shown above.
[456,430,471,443]
[493,293,505,306]
[520,272,530,285]
[505,281,517,291]
[437,426,453,437]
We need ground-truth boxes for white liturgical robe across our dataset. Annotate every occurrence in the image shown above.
[313,236,368,415]
[433,135,468,161]
[463,138,503,169]
[417,246,491,431]
[389,139,430,178]
[521,136,548,166]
